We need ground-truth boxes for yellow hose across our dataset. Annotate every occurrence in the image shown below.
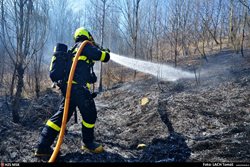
[49,40,91,162]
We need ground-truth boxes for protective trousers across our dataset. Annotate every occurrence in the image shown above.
[37,85,97,150]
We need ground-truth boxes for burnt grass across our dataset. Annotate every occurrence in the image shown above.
[0,50,249,162]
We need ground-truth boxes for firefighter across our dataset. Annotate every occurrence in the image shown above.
[35,27,110,156]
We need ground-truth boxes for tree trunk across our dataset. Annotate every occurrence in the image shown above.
[240,7,247,57]
[229,0,234,44]
[35,75,40,98]
[10,66,17,98]
[174,47,178,67]
[174,34,178,67]
[34,54,41,99]
[133,47,137,79]
[219,22,223,51]
[98,0,106,92]
[99,62,103,92]
[202,39,208,62]
[11,64,24,123]
[133,0,141,80]
[0,52,4,84]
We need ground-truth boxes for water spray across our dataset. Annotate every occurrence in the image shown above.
[110,53,195,81]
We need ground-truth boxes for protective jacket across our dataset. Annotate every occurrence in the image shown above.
[67,41,110,88]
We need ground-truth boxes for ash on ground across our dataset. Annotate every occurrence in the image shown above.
[0,50,249,162]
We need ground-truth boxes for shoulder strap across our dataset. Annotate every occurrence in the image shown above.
[68,43,79,54]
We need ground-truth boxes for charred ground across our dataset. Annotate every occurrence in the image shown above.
[0,50,249,162]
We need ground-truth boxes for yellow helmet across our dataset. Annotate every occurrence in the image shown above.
[74,27,91,42]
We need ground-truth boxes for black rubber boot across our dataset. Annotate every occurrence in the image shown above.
[81,126,104,153]
[35,126,58,157]
[34,147,54,157]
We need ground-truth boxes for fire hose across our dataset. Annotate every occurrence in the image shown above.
[49,41,91,162]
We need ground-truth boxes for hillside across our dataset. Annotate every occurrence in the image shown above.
[0,50,249,163]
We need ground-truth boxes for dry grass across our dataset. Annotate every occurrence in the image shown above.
[1,37,249,96]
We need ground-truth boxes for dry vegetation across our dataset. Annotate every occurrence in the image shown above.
[0,0,250,163]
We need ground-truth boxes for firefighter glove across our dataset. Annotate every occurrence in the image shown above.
[103,48,110,53]
[102,52,110,63]
[91,92,97,98]
[89,72,97,83]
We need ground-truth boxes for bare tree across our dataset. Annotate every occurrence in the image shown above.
[98,0,109,92]
[0,1,5,86]
[239,0,250,12]
[240,0,249,57]
[50,0,79,45]
[0,0,48,123]
[229,0,245,54]
[144,0,161,62]
[168,0,182,67]
[203,1,221,46]
[85,0,111,92]
[119,0,141,79]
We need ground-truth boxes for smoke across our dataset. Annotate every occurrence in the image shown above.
[110,53,195,82]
